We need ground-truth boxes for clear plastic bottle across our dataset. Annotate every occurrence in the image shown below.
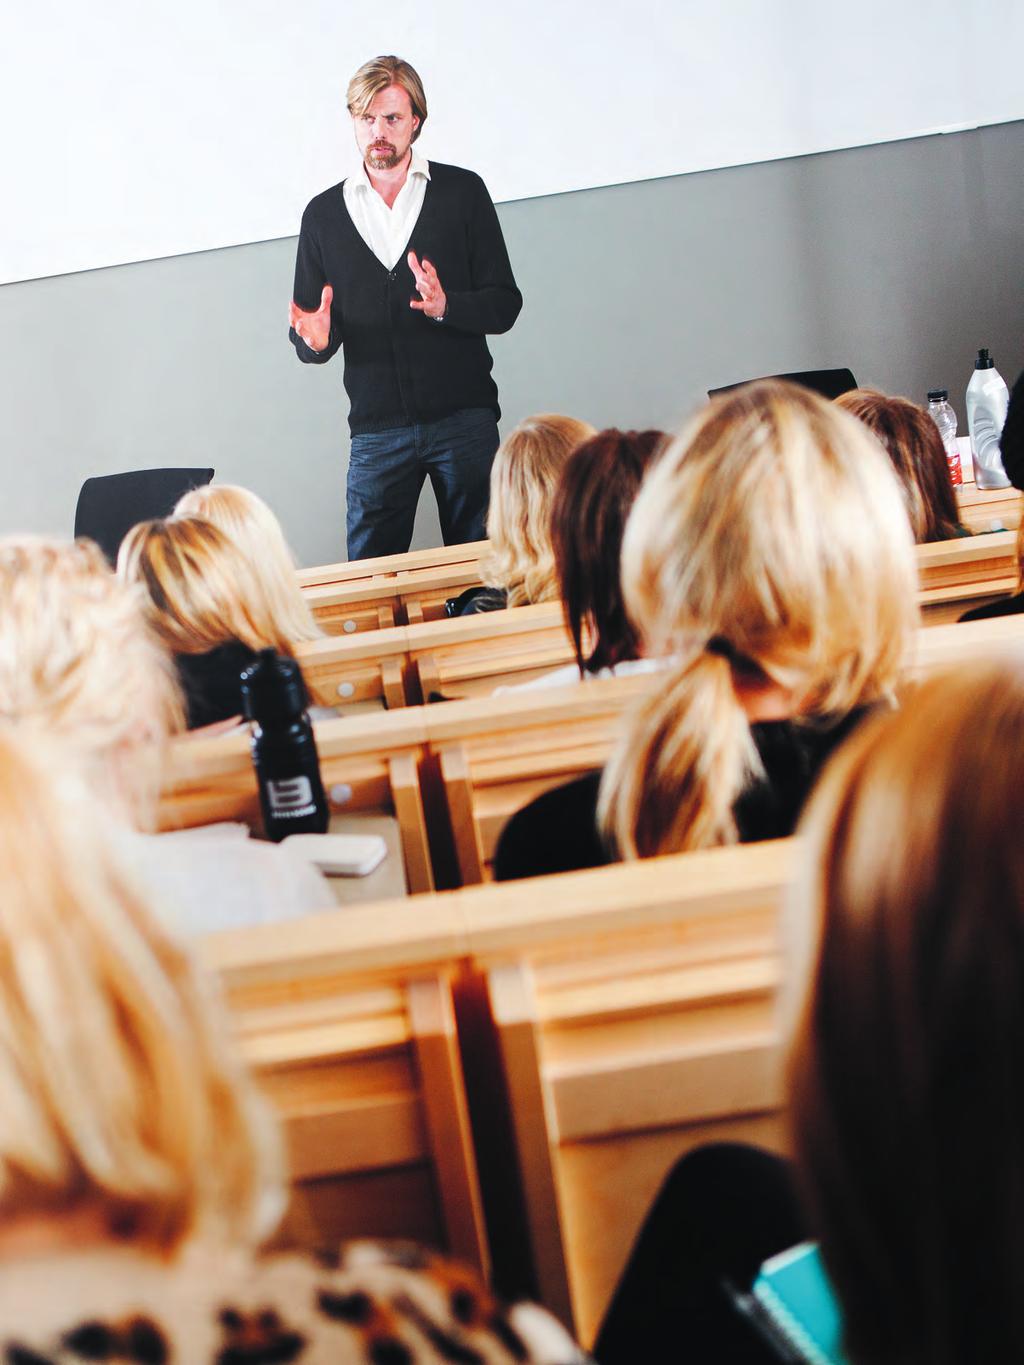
[966,348,1010,490]
[926,389,962,486]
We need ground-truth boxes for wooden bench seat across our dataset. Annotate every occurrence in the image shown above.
[166,614,1024,896]
[201,842,795,1341]
[428,613,1024,885]
[955,481,1021,534]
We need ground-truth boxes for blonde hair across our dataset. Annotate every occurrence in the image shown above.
[0,727,282,1248]
[0,537,183,820]
[173,485,323,644]
[482,414,596,607]
[785,657,1024,1364]
[599,380,918,859]
[118,517,296,657]
[347,55,427,140]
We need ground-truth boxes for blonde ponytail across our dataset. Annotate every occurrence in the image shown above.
[599,647,761,858]
[597,379,918,860]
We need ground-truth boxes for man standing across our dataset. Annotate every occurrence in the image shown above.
[289,55,522,560]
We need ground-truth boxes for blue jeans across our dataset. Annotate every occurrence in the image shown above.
[346,407,500,560]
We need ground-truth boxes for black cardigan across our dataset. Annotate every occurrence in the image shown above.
[289,163,522,434]
[493,709,870,881]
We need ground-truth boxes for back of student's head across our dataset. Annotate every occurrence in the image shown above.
[0,536,182,819]
[0,726,282,1249]
[173,484,323,644]
[786,657,1024,1365]
[118,516,295,657]
[551,429,667,674]
[836,388,966,542]
[599,379,917,858]
[483,414,596,607]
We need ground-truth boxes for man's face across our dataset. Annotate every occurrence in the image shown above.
[353,84,419,172]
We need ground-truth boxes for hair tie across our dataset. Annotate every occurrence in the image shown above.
[704,635,738,663]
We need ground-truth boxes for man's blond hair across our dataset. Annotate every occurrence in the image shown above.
[346,55,427,140]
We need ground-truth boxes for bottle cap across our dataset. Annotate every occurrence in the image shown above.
[927,389,948,402]
[976,348,994,369]
[240,649,307,723]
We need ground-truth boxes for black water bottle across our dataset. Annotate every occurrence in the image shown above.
[240,649,329,841]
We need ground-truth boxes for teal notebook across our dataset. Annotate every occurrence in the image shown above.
[751,1241,849,1365]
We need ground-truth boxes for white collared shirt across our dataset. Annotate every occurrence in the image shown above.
[342,151,431,271]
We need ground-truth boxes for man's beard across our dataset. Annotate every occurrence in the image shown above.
[366,143,400,170]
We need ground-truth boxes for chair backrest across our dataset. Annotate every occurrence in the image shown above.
[297,539,490,590]
[73,467,214,564]
[303,559,486,635]
[917,528,1018,623]
[707,367,857,401]
[956,482,1022,534]
[203,899,486,1272]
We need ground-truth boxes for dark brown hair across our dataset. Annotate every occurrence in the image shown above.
[550,429,666,674]
[788,658,1024,1364]
[836,388,966,542]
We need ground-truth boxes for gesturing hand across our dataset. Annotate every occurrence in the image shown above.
[407,252,447,320]
[289,283,333,352]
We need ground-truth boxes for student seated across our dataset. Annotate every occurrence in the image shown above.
[174,483,324,644]
[494,380,917,880]
[596,658,1024,1365]
[0,729,585,1365]
[0,536,330,933]
[500,428,667,692]
[446,413,595,616]
[118,516,308,729]
[835,387,968,542]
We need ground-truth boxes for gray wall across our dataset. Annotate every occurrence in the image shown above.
[2,121,1022,566]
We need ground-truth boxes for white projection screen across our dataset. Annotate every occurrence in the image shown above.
[3,0,1022,286]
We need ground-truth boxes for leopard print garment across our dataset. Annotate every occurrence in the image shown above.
[0,1240,590,1365]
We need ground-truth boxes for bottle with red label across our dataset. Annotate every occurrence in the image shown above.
[927,389,962,486]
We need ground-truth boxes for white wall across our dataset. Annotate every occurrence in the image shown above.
[4,0,1023,283]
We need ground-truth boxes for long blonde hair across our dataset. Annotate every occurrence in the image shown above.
[482,414,596,607]
[0,727,282,1248]
[118,517,296,657]
[599,380,918,858]
[785,658,1024,1365]
[0,537,183,821]
[173,485,323,644]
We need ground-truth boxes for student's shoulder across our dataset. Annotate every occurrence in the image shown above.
[960,593,1024,623]
[494,771,608,881]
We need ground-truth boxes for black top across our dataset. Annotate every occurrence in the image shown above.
[999,369,1024,491]
[289,163,522,435]
[445,586,508,617]
[493,709,871,881]
[175,641,260,730]
[960,592,1024,623]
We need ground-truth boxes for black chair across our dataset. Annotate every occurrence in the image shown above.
[73,467,215,565]
[708,368,858,402]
